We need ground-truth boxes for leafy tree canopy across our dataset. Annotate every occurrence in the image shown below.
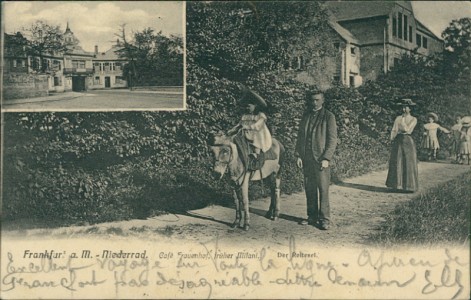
[115,25,183,87]
[21,20,68,72]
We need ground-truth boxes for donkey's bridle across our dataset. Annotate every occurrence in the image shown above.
[214,143,233,176]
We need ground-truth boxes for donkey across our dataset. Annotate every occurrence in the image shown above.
[209,132,284,231]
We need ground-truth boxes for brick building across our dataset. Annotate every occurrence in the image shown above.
[290,21,362,90]
[325,1,443,85]
[287,1,443,90]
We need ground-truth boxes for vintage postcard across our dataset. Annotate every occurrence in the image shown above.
[1,1,185,112]
[1,1,470,299]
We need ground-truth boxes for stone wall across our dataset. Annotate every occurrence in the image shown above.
[2,73,49,100]
[360,45,385,82]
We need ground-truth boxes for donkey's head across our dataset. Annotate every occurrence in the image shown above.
[208,132,235,179]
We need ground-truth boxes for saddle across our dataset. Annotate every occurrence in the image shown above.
[233,132,278,172]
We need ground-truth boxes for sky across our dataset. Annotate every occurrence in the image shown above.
[3,1,471,52]
[3,1,184,53]
[411,1,471,38]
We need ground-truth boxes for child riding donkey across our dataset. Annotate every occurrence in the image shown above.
[210,86,284,230]
[228,85,272,168]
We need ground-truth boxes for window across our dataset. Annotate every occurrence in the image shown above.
[32,58,40,71]
[72,60,85,69]
[349,75,355,87]
[94,76,100,85]
[115,76,124,84]
[350,47,357,55]
[409,26,413,43]
[403,15,408,41]
[12,60,17,68]
[54,76,61,86]
[416,33,422,47]
[53,60,61,70]
[423,37,428,49]
[398,12,403,39]
[111,62,115,71]
[392,15,397,37]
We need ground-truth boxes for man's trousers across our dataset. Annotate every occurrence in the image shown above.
[303,155,331,222]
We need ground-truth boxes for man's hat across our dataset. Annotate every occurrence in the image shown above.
[239,84,267,108]
[396,98,417,106]
[427,112,439,121]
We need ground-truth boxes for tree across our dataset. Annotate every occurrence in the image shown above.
[442,18,471,54]
[115,25,184,87]
[441,18,471,81]
[22,20,68,73]
[114,24,138,89]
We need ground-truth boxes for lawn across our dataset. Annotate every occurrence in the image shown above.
[372,171,470,246]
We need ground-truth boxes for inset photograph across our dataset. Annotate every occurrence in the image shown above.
[2,1,185,111]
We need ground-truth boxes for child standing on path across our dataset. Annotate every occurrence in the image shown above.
[229,86,272,159]
[450,115,463,163]
[458,116,471,164]
[421,112,450,161]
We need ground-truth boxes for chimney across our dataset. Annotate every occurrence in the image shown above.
[95,45,98,54]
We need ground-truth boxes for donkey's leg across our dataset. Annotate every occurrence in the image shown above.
[274,176,281,220]
[231,187,241,228]
[266,173,276,220]
[238,188,244,228]
[241,175,250,231]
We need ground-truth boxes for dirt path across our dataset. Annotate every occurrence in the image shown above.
[3,161,469,247]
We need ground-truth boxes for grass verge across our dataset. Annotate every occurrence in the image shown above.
[371,171,470,246]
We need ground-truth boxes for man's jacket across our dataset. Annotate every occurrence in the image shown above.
[296,107,338,162]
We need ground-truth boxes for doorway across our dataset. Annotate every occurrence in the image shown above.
[105,77,111,88]
[72,76,86,92]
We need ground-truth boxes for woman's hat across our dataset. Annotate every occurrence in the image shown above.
[461,116,471,127]
[427,112,439,121]
[396,98,417,106]
[239,84,267,108]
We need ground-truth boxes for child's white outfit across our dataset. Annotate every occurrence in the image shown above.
[421,122,450,150]
[240,112,272,153]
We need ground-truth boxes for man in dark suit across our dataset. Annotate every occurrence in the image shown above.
[296,91,338,230]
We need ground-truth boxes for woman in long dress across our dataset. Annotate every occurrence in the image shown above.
[386,99,419,192]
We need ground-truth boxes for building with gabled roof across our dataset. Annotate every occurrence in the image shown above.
[90,40,127,90]
[326,1,443,83]
[288,1,444,90]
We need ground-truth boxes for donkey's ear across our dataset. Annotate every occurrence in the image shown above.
[208,133,216,146]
